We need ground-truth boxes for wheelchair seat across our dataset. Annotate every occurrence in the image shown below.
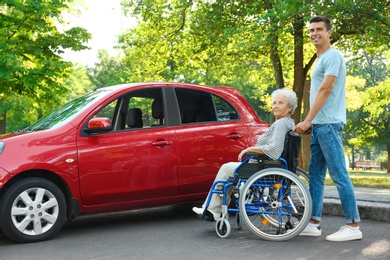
[236,130,301,179]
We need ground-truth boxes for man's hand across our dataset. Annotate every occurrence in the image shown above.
[294,121,312,135]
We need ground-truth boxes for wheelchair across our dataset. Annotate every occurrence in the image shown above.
[203,130,312,241]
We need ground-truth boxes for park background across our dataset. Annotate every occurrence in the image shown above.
[1,1,389,180]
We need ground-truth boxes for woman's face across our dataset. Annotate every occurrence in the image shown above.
[272,95,292,120]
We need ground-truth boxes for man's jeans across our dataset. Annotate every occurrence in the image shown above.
[309,123,360,223]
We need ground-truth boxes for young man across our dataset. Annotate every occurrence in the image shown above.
[294,16,362,242]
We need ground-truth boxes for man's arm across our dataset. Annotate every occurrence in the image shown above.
[294,75,336,134]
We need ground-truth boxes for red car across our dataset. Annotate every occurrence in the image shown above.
[0,82,268,242]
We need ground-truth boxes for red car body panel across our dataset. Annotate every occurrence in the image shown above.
[0,82,269,216]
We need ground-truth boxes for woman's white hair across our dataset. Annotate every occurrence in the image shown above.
[271,88,298,115]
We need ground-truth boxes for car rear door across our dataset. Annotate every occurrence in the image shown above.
[173,88,259,196]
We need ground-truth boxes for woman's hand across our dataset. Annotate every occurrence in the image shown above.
[238,147,251,161]
[238,147,264,161]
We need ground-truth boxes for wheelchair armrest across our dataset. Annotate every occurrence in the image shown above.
[242,152,268,160]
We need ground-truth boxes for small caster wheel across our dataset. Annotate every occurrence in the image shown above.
[215,218,231,238]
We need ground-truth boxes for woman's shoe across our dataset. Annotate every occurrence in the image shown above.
[192,207,220,222]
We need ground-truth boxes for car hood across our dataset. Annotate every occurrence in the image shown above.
[0,122,77,143]
[0,131,30,141]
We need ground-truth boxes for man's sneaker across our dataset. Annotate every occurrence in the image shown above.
[326,225,363,242]
[299,223,322,237]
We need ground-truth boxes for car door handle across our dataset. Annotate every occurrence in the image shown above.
[226,133,243,140]
[151,140,173,147]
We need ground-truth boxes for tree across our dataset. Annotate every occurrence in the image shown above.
[86,49,126,88]
[0,0,91,133]
[361,80,390,172]
[64,63,95,100]
[344,51,390,169]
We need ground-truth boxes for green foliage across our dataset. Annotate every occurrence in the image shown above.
[86,50,126,88]
[0,94,38,131]
[343,50,390,172]
[63,63,95,100]
[362,80,390,143]
[347,48,389,87]
[0,0,91,132]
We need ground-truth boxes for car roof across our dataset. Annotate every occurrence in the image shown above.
[97,82,237,95]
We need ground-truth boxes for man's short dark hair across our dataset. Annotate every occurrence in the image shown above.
[310,16,332,31]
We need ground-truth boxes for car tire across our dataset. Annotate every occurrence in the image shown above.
[0,178,67,243]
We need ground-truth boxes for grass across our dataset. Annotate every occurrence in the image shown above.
[324,169,390,189]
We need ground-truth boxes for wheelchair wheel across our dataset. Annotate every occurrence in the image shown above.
[296,167,310,185]
[239,168,312,241]
[215,218,231,238]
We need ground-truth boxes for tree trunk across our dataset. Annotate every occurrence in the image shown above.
[387,143,390,173]
[265,1,285,90]
[290,16,312,170]
[270,45,285,89]
[365,151,371,160]
[0,113,6,134]
[299,79,311,170]
[292,15,305,124]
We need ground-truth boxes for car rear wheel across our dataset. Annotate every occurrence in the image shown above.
[0,178,66,243]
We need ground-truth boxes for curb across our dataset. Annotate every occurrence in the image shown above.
[323,199,390,223]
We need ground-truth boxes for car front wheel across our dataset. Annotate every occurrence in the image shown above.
[0,178,66,243]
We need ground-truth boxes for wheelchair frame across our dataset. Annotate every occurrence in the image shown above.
[203,131,312,241]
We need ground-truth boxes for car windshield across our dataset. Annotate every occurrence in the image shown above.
[24,89,110,131]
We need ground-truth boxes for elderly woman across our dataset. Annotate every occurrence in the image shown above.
[193,88,298,221]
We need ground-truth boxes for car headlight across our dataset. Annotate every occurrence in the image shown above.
[0,142,4,154]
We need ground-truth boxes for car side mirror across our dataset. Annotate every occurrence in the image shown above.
[84,117,112,134]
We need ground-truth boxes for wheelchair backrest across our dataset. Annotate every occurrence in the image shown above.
[235,130,301,179]
[281,130,301,173]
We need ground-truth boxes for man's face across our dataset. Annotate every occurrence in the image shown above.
[309,21,331,47]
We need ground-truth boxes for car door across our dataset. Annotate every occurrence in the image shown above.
[77,88,179,206]
[173,88,250,195]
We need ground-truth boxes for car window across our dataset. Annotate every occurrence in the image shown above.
[175,88,238,124]
[93,100,118,122]
[213,95,239,121]
[26,89,110,131]
[90,88,164,131]
[127,95,164,128]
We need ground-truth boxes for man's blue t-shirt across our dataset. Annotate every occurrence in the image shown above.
[310,48,347,124]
